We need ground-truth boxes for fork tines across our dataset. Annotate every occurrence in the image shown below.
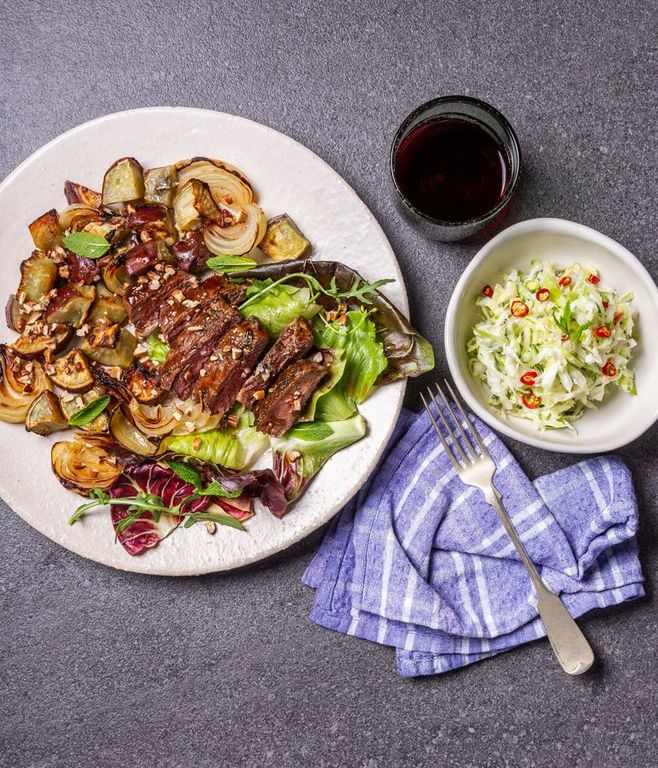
[420,380,489,469]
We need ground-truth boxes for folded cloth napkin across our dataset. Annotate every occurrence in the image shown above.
[303,407,644,677]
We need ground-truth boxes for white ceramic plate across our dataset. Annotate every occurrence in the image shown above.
[445,218,658,453]
[0,107,408,575]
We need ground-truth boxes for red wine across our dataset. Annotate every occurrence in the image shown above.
[394,117,510,222]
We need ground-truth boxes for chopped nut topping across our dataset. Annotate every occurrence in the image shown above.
[254,389,266,401]
[231,347,243,360]
[204,521,217,535]
[187,325,203,332]
[182,299,200,309]
[199,368,207,377]
[58,265,70,279]
[172,289,186,302]
[293,398,302,411]
[192,437,202,450]
[226,414,239,429]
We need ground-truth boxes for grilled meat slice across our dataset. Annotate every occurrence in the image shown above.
[237,317,314,407]
[194,317,269,416]
[123,266,196,339]
[159,299,240,391]
[158,274,243,342]
[253,359,328,437]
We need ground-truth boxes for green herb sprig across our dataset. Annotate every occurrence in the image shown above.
[68,395,111,426]
[206,254,257,274]
[63,232,111,259]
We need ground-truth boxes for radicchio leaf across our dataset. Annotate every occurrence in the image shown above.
[208,466,288,519]
[109,462,209,556]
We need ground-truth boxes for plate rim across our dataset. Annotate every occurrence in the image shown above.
[0,106,409,575]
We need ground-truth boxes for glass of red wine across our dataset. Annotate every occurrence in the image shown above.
[390,96,521,242]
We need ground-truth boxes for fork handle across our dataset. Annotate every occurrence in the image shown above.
[484,488,595,676]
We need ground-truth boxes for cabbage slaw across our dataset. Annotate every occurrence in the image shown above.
[467,261,638,430]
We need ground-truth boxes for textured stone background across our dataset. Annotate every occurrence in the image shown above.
[1,1,657,766]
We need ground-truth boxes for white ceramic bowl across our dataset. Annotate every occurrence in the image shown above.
[445,218,658,453]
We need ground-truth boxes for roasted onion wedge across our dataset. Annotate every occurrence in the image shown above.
[51,434,122,495]
[59,203,103,232]
[204,203,267,256]
[127,399,176,436]
[173,179,224,231]
[176,158,255,207]
[25,390,67,435]
[110,408,158,456]
[101,256,133,297]
[0,345,51,423]
[48,349,94,393]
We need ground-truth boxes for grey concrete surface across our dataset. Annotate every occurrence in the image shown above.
[1,1,657,766]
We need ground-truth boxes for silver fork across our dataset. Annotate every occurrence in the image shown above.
[421,380,594,676]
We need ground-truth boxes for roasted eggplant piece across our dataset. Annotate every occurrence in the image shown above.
[0,345,51,423]
[45,284,95,328]
[127,205,167,228]
[51,434,121,494]
[259,214,311,262]
[110,408,158,456]
[25,390,67,435]
[81,327,137,367]
[101,257,133,296]
[12,325,71,359]
[144,165,177,207]
[59,385,111,433]
[17,254,58,302]
[122,362,165,404]
[5,294,25,332]
[48,349,94,393]
[87,291,128,325]
[102,157,145,205]
[173,179,223,230]
[28,209,63,252]
[64,180,102,207]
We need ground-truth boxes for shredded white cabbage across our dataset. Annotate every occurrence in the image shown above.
[467,261,638,430]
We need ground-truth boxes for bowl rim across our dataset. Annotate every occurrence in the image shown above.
[444,217,658,453]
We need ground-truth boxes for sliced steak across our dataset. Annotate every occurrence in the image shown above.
[159,299,240,391]
[237,317,314,407]
[194,317,269,416]
[253,359,328,437]
[124,266,197,339]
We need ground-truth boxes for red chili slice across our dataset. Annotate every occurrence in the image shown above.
[613,311,624,325]
[559,276,572,287]
[510,300,529,318]
[521,393,541,409]
[536,288,550,302]
[595,326,611,339]
[602,361,617,377]
[482,285,493,298]
[587,274,601,284]
[520,371,538,386]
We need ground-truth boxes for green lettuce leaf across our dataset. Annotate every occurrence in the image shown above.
[311,310,387,420]
[272,414,367,501]
[160,411,268,470]
[244,260,435,382]
[240,279,321,336]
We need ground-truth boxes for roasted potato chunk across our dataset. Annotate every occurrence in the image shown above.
[59,385,110,433]
[259,214,311,262]
[102,157,145,205]
[87,292,128,325]
[12,325,71,359]
[25,390,67,435]
[28,209,63,252]
[81,327,137,367]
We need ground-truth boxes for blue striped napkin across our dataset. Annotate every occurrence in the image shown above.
[303,408,644,677]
